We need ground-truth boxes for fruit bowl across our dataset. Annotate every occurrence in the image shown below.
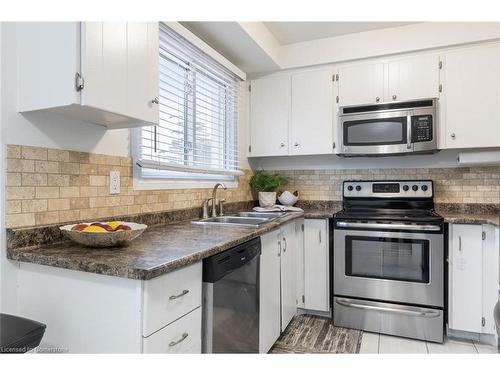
[59,221,148,248]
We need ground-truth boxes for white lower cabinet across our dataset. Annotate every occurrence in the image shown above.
[295,219,306,309]
[142,262,202,337]
[259,229,282,353]
[448,224,500,336]
[280,222,298,331]
[17,261,203,353]
[303,219,330,312]
[259,219,301,353]
[142,307,202,353]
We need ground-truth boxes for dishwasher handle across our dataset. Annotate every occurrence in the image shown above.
[202,237,261,283]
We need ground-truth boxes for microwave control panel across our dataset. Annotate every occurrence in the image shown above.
[411,115,433,142]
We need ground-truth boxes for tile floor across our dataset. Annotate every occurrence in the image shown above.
[359,332,499,354]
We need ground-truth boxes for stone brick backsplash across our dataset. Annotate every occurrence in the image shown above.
[273,167,500,204]
[5,145,253,228]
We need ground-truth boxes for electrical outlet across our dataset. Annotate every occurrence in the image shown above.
[109,171,120,194]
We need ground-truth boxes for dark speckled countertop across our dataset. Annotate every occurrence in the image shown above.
[7,210,332,280]
[438,212,500,226]
[7,200,497,281]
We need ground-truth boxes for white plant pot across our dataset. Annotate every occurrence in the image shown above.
[258,192,276,208]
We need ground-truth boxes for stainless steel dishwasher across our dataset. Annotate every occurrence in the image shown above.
[202,237,261,353]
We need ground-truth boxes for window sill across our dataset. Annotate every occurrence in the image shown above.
[133,177,238,191]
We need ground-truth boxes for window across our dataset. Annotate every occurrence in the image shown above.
[135,23,241,182]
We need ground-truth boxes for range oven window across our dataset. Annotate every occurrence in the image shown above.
[345,236,430,283]
[343,117,407,146]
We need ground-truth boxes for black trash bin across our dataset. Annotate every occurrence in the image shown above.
[0,313,46,354]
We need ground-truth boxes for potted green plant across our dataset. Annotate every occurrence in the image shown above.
[249,171,288,207]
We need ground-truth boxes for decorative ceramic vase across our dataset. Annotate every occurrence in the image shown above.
[258,192,276,207]
[278,190,299,206]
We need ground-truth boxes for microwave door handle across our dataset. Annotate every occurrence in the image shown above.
[406,114,412,149]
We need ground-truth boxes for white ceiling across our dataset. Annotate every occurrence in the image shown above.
[263,22,419,45]
[181,22,281,74]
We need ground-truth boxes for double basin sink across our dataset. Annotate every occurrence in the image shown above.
[191,212,287,228]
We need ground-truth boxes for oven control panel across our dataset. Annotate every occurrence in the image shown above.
[343,180,433,198]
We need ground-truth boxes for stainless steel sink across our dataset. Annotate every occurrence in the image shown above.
[231,212,285,219]
[191,211,286,228]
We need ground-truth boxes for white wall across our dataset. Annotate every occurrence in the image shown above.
[1,22,19,315]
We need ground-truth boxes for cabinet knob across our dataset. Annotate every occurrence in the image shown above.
[280,142,285,147]
[294,142,299,147]
[392,94,397,100]
[375,97,380,103]
[450,133,456,139]
[151,97,159,105]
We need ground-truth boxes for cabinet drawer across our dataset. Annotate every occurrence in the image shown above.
[142,307,202,353]
[143,262,202,337]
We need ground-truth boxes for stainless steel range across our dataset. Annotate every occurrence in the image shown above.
[333,180,444,343]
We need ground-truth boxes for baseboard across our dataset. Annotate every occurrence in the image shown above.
[297,308,332,318]
[447,327,499,347]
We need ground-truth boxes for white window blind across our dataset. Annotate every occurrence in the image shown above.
[137,23,242,177]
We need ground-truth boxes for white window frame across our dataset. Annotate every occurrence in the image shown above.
[133,22,245,190]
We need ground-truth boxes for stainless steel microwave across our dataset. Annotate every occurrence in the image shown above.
[338,99,438,156]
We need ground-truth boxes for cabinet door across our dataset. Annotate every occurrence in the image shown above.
[449,224,483,333]
[82,22,159,124]
[388,54,440,102]
[442,43,500,149]
[126,22,159,124]
[82,22,128,116]
[280,222,297,331]
[304,219,330,312]
[337,63,384,106]
[290,69,334,155]
[249,75,290,157]
[142,307,201,353]
[259,229,281,353]
[481,225,500,335]
[295,219,305,309]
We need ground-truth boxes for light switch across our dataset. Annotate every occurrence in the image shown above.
[109,171,120,194]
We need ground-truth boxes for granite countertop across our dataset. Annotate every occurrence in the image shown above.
[438,211,500,226]
[8,211,329,280]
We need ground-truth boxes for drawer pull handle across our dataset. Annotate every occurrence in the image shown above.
[169,333,188,347]
[169,289,189,300]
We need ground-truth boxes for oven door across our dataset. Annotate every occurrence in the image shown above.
[339,110,412,155]
[334,227,443,307]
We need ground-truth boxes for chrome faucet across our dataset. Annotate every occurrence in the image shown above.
[211,182,227,217]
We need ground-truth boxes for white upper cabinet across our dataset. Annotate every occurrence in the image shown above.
[337,62,385,106]
[290,69,335,155]
[337,55,440,107]
[441,43,500,149]
[17,22,159,128]
[387,54,440,102]
[249,74,290,157]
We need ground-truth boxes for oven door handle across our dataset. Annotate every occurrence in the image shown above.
[336,298,441,318]
[335,221,441,231]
